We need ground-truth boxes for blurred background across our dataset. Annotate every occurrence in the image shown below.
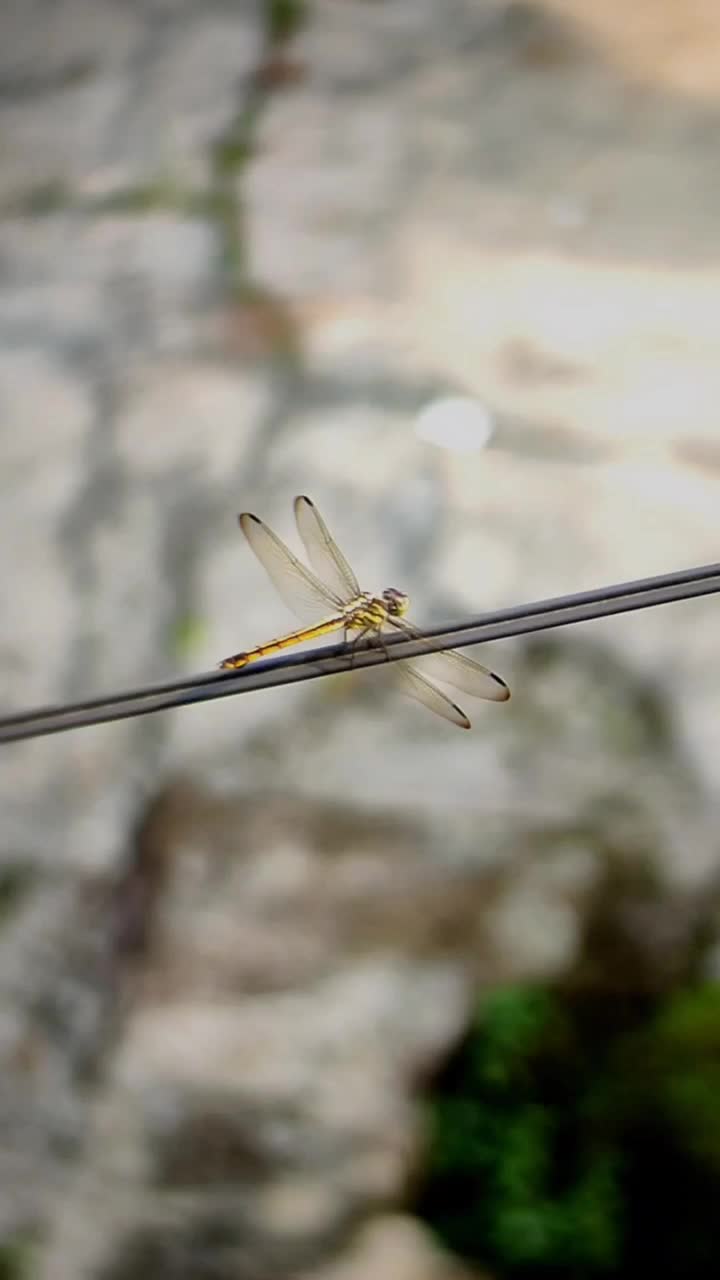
[2,1,720,1277]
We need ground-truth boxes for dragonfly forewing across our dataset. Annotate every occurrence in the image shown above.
[294,495,361,601]
[239,511,344,624]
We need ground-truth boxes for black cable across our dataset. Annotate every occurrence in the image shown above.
[1,559,719,743]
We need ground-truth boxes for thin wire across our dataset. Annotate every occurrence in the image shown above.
[1,559,719,744]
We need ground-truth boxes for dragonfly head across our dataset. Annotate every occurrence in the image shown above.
[382,587,409,617]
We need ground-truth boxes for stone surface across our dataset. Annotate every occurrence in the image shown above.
[0,0,263,204]
[298,1214,485,1280]
[2,1,720,1277]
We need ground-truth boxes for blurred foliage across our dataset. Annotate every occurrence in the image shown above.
[417,982,720,1278]
[0,1237,33,1280]
[8,179,70,216]
[0,865,37,924]
[266,0,305,45]
[170,612,209,660]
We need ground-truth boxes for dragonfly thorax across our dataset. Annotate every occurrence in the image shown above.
[345,588,408,631]
[382,587,409,617]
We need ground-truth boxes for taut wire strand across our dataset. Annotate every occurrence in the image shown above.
[1,560,719,743]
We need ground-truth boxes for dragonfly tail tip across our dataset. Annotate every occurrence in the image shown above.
[218,653,250,670]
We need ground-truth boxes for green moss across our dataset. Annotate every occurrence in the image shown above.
[626,987,720,1172]
[418,983,720,1278]
[266,0,305,44]
[212,133,254,179]
[0,865,36,924]
[0,1236,33,1280]
[95,180,189,214]
[201,1,306,316]
[170,613,208,659]
[9,179,70,215]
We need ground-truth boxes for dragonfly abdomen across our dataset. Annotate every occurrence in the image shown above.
[219,614,347,670]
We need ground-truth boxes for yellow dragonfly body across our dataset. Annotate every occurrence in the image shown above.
[219,496,509,728]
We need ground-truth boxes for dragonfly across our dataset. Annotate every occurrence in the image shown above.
[219,496,510,728]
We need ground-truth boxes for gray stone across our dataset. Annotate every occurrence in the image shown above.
[2,1,720,1277]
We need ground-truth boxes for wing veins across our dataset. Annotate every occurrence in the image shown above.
[294,496,361,601]
[239,512,346,625]
[386,616,510,702]
[393,662,471,729]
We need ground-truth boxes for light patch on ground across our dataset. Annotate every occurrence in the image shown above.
[543,0,720,99]
[402,235,720,449]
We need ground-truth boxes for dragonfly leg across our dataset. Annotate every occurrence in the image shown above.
[346,626,370,670]
[375,629,391,661]
[347,624,392,670]
[350,624,393,669]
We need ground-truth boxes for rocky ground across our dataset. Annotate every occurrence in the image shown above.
[1,1,720,1277]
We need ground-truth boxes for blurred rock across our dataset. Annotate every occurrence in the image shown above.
[3,1,720,1278]
[297,1214,488,1280]
[38,718,719,1277]
[0,0,263,204]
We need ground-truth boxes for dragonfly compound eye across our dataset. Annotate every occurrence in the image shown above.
[383,588,409,616]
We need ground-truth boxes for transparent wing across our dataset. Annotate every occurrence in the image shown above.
[393,662,471,729]
[387,616,510,702]
[294,496,360,602]
[239,512,345,624]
